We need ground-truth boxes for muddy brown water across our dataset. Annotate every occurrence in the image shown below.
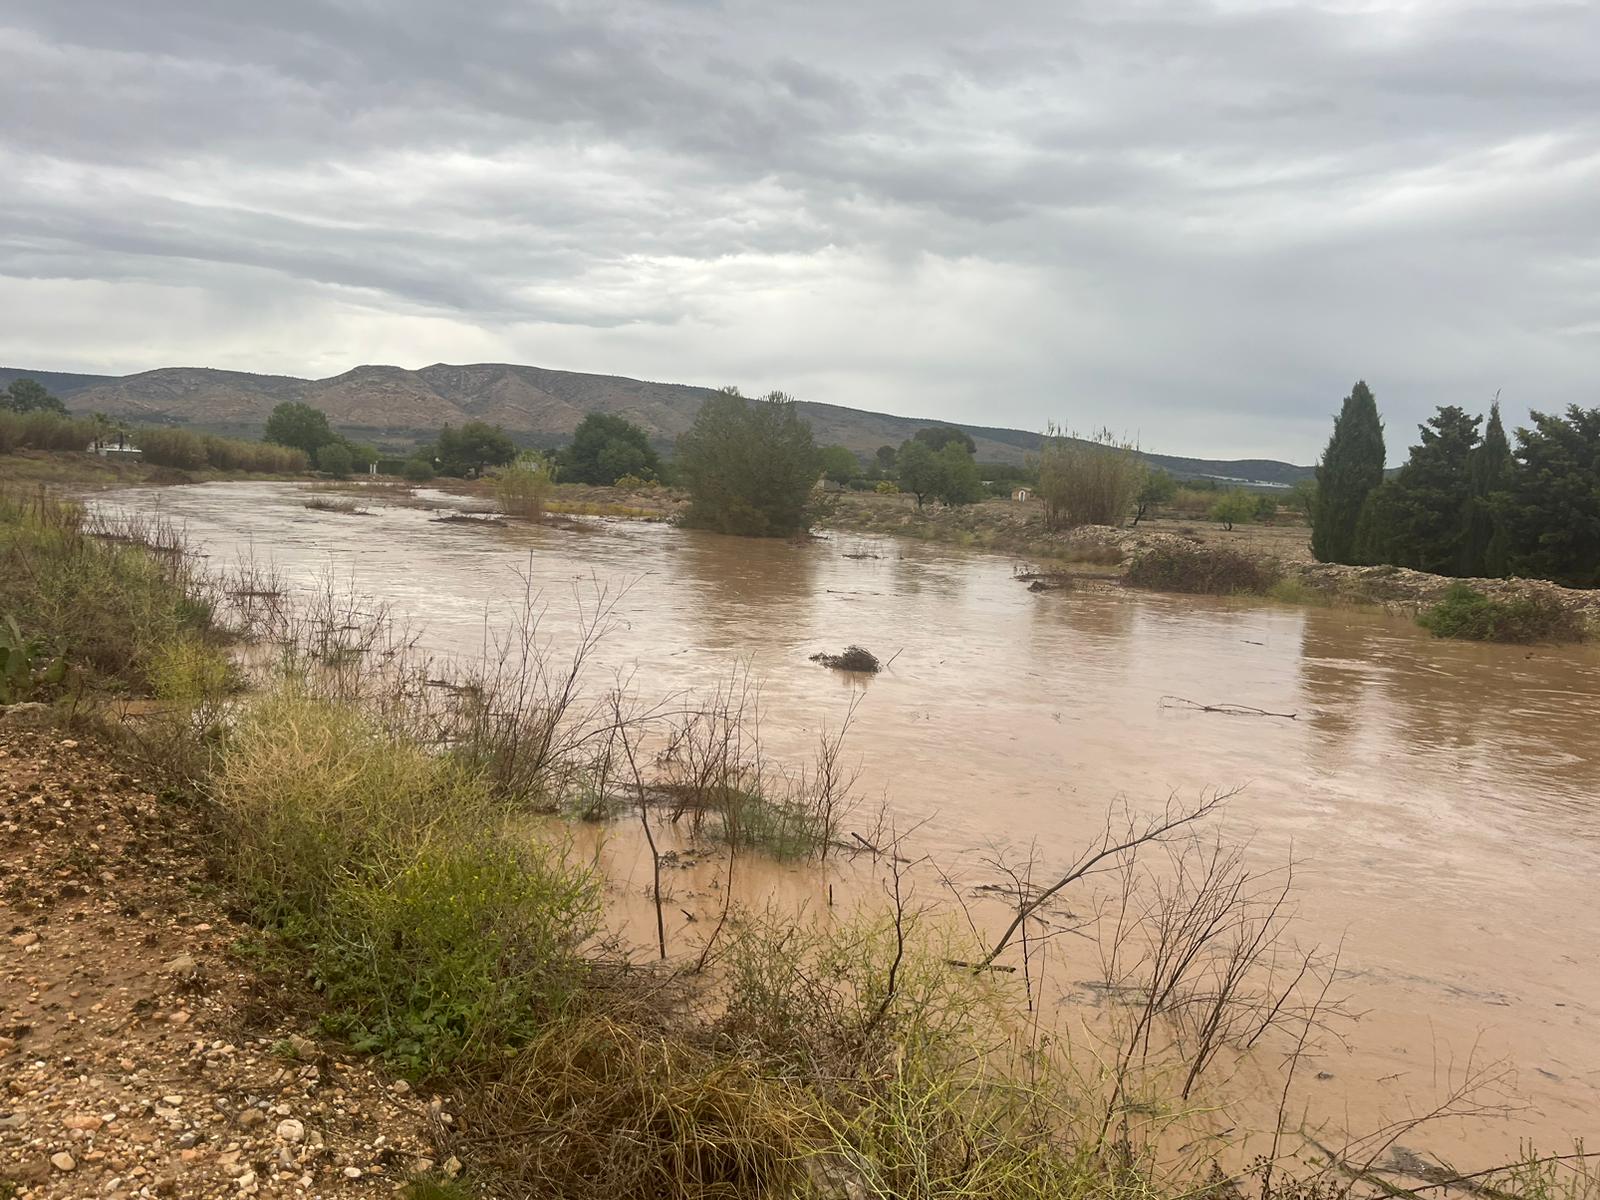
[94,482,1599,1167]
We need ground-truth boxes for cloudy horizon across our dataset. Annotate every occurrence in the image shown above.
[2,0,1596,463]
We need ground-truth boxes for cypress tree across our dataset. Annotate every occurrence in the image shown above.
[1459,401,1514,577]
[1500,405,1600,588]
[1370,406,1480,573]
[1311,380,1386,565]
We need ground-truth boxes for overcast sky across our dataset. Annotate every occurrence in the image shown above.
[2,1,1596,461]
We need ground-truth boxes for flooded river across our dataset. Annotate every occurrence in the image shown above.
[96,482,1599,1165]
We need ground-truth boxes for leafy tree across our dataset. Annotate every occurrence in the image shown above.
[1500,405,1600,588]
[874,445,897,474]
[913,426,977,455]
[433,421,517,477]
[819,445,860,485]
[1209,488,1258,531]
[1287,478,1317,521]
[264,401,336,456]
[1132,470,1177,525]
[558,413,660,485]
[3,378,68,415]
[1311,380,1386,565]
[1359,406,1480,573]
[1460,401,1514,578]
[895,439,939,509]
[676,391,821,536]
[932,443,983,505]
[316,441,354,478]
[401,457,434,483]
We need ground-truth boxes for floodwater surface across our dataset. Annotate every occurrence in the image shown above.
[96,482,1600,1164]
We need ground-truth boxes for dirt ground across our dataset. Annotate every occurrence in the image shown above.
[0,720,458,1199]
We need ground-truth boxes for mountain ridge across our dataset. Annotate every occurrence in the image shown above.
[0,362,1313,485]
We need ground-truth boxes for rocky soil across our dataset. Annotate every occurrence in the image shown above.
[0,725,459,1199]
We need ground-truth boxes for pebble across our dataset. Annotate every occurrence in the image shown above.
[237,1108,266,1129]
[10,931,39,948]
[275,1118,305,1143]
[51,1151,77,1171]
[342,1166,363,1179]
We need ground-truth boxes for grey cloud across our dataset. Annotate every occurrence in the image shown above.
[1,0,1597,459]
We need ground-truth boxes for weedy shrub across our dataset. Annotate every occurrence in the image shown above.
[0,615,67,704]
[1125,543,1281,596]
[1417,583,1587,644]
[1037,427,1145,530]
[138,427,308,473]
[0,491,219,690]
[0,410,99,453]
[211,687,506,924]
[316,839,599,1075]
[494,455,557,520]
[717,908,1009,1078]
[466,1014,825,1199]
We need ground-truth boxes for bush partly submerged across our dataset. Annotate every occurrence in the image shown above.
[1125,542,1281,596]
[1417,583,1588,644]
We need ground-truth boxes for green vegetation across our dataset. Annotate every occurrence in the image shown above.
[1207,488,1259,530]
[402,457,435,482]
[138,427,309,473]
[895,436,982,507]
[261,400,381,475]
[1460,401,1513,578]
[1131,469,1176,525]
[1499,405,1600,588]
[1311,380,1385,565]
[819,443,861,485]
[493,453,558,520]
[557,412,661,485]
[676,388,821,536]
[429,420,518,478]
[912,425,977,454]
[0,408,98,452]
[315,441,354,478]
[1037,427,1145,529]
[1310,388,1600,588]
[1126,542,1282,595]
[1356,405,1479,573]
[264,400,337,457]
[0,490,224,692]
[1417,583,1587,644]
[2,377,69,415]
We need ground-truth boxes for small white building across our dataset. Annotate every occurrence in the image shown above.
[1013,487,1033,502]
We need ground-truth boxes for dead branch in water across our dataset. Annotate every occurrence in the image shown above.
[973,789,1236,970]
[1161,695,1298,719]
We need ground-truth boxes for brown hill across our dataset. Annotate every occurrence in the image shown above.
[0,362,1312,483]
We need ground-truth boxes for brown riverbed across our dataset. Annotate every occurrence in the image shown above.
[93,481,1600,1169]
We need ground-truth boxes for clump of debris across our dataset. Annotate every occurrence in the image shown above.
[809,646,881,673]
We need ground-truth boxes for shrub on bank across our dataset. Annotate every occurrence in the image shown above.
[138,427,308,473]
[1417,583,1587,644]
[0,409,99,453]
[214,685,601,1073]
[0,491,222,691]
[1125,542,1281,595]
[318,839,599,1075]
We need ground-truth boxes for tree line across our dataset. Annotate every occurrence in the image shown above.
[1311,381,1600,588]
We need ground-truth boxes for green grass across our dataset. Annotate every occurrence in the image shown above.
[1417,583,1588,644]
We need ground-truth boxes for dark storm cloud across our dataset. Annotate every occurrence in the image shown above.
[1,0,1596,458]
